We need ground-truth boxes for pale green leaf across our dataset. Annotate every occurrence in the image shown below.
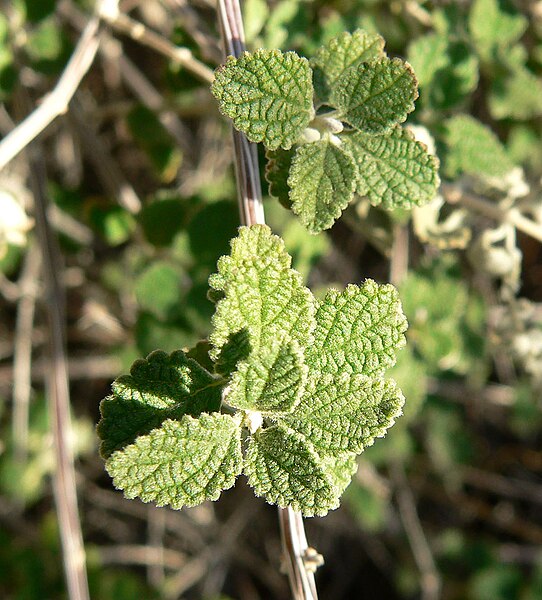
[407,33,449,88]
[311,29,385,104]
[209,225,315,360]
[319,450,358,496]
[227,340,307,413]
[106,414,242,509]
[211,49,313,150]
[283,374,404,453]
[98,350,222,458]
[288,139,357,233]
[308,282,407,378]
[344,127,440,210]
[243,425,343,516]
[489,65,542,120]
[443,115,515,178]
[332,58,418,134]
[469,0,527,60]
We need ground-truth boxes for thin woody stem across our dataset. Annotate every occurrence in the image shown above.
[215,2,318,599]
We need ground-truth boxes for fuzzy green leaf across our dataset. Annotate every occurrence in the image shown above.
[443,115,515,178]
[311,29,385,104]
[106,414,242,509]
[344,127,440,210]
[332,58,418,134]
[243,424,344,516]
[98,350,223,458]
[211,49,313,150]
[283,375,404,453]
[265,147,295,209]
[319,450,358,496]
[288,139,357,233]
[209,225,315,360]
[308,282,407,378]
[227,340,307,413]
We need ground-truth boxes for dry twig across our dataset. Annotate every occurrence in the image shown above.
[0,5,102,169]
[11,243,41,463]
[28,136,90,599]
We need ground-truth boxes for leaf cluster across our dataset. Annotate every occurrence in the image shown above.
[98,225,407,516]
[212,30,440,233]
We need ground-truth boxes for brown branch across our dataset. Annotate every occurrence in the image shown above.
[26,121,90,599]
[215,2,318,599]
[443,182,542,243]
[391,462,441,600]
[102,9,215,84]
[0,6,102,169]
[11,243,41,463]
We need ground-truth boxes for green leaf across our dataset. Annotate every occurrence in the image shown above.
[265,147,296,209]
[106,414,242,509]
[288,139,357,233]
[138,196,189,248]
[311,29,385,104]
[209,225,315,359]
[443,115,515,178]
[332,57,418,135]
[134,262,182,320]
[307,282,407,378]
[318,450,358,496]
[126,105,182,182]
[407,33,449,88]
[344,127,440,210]
[227,341,307,413]
[98,350,223,458]
[243,425,343,516]
[469,0,528,60]
[489,64,542,120]
[283,374,404,453]
[426,42,479,110]
[211,49,313,150]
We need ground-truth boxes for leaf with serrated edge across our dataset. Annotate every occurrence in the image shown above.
[283,375,404,453]
[308,282,407,378]
[332,58,418,134]
[344,127,440,210]
[209,225,314,360]
[211,49,313,150]
[244,425,343,516]
[311,29,385,104]
[288,139,357,233]
[98,350,222,458]
[228,340,307,413]
[106,414,242,509]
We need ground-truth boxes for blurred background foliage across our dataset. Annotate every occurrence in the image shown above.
[1,0,542,598]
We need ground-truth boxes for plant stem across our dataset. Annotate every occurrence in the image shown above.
[215,2,319,598]
[27,131,90,600]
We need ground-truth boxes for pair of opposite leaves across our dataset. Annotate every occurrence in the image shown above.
[98,225,407,516]
[211,29,440,233]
